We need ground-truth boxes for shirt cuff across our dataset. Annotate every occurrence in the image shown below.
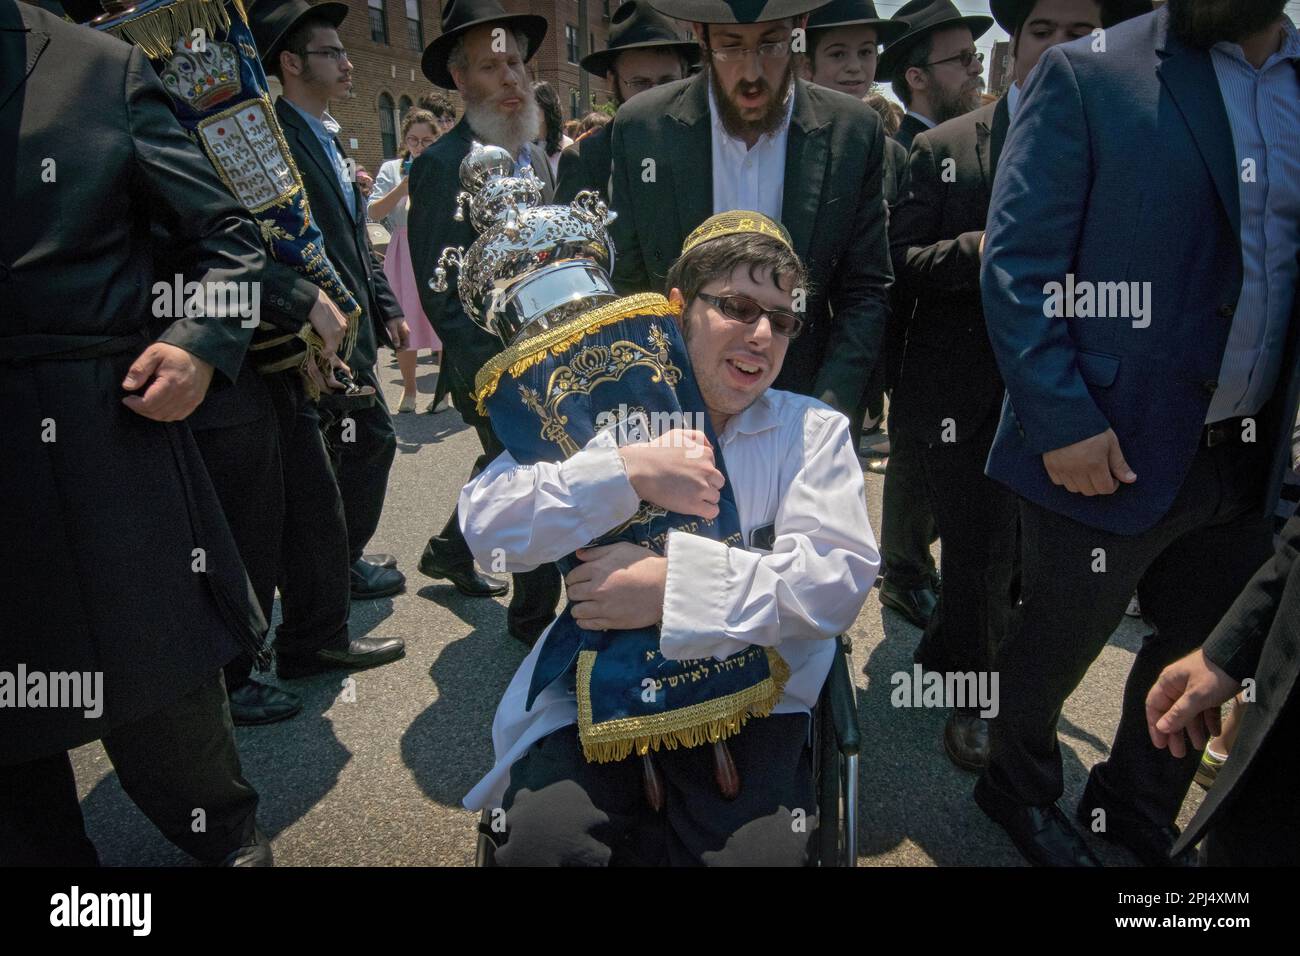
[660,530,737,661]
[567,429,642,541]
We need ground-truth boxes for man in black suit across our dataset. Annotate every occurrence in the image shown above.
[609,0,894,423]
[555,1,699,205]
[1148,507,1300,865]
[870,0,993,630]
[877,0,991,151]
[407,0,563,645]
[253,0,408,676]
[0,0,271,864]
[890,0,1139,773]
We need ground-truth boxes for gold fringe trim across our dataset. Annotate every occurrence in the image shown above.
[576,648,791,764]
[104,0,232,60]
[472,293,680,414]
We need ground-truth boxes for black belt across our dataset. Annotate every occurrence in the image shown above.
[0,332,146,366]
[1205,416,1249,448]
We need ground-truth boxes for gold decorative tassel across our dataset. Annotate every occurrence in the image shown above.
[103,0,233,59]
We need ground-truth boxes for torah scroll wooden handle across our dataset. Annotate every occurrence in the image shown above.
[641,754,665,813]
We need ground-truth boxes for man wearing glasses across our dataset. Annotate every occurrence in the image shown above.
[876,0,990,151]
[608,0,894,429]
[460,215,879,865]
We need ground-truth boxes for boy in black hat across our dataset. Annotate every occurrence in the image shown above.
[406,0,564,646]
[555,0,701,204]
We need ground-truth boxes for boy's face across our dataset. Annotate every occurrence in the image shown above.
[808,25,880,98]
[1013,0,1102,87]
[675,264,792,425]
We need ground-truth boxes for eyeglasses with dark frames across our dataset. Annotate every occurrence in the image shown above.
[707,40,792,63]
[696,292,803,339]
[923,48,984,69]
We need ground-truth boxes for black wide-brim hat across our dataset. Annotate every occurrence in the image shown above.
[876,0,993,81]
[646,0,833,25]
[422,0,548,89]
[807,0,910,45]
[248,0,349,71]
[991,0,1153,33]
[58,0,110,23]
[582,1,702,76]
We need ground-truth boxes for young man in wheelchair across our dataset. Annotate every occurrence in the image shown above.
[459,214,879,865]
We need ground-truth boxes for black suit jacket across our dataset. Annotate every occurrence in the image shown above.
[1,0,268,762]
[889,96,1010,444]
[555,123,612,205]
[275,96,401,372]
[1173,512,1300,857]
[407,116,555,393]
[893,112,931,153]
[609,74,894,417]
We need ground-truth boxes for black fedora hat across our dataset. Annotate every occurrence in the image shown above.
[57,1,108,23]
[646,0,833,25]
[876,0,993,81]
[991,0,1153,34]
[248,0,349,71]
[422,0,548,89]
[581,1,702,77]
[807,0,910,45]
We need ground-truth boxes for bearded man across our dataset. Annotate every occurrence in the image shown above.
[976,0,1300,866]
[608,0,894,424]
[406,0,563,646]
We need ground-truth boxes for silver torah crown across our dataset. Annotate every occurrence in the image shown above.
[428,141,619,345]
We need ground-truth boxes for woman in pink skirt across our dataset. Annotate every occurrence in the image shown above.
[371,109,446,413]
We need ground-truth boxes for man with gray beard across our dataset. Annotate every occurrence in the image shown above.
[407,0,562,646]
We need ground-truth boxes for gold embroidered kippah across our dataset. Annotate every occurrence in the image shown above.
[680,210,794,256]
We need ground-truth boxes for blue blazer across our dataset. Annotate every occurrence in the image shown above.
[981,7,1300,535]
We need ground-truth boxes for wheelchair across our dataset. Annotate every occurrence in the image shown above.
[475,634,860,866]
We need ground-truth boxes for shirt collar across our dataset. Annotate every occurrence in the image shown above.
[1007,82,1021,119]
[905,109,937,130]
[722,391,781,440]
[283,97,335,141]
[1212,15,1300,69]
[707,80,795,149]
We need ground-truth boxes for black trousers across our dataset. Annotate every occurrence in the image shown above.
[424,362,561,642]
[271,373,353,657]
[881,426,939,590]
[495,716,816,866]
[983,435,1275,827]
[0,673,259,866]
[914,414,1018,677]
[192,399,283,691]
[318,363,396,565]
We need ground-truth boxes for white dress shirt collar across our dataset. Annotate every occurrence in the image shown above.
[904,108,937,130]
[1007,82,1022,119]
[706,81,795,221]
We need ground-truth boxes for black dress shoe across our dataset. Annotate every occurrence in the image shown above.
[879,580,939,629]
[418,553,508,597]
[1077,781,1199,867]
[218,827,273,867]
[361,552,398,569]
[974,777,1101,866]
[943,710,989,772]
[228,680,302,726]
[276,637,406,679]
[350,559,405,599]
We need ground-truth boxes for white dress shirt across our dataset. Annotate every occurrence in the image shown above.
[708,82,795,220]
[458,388,879,810]
[904,108,938,130]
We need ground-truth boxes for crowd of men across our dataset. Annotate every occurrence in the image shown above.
[1,0,1298,868]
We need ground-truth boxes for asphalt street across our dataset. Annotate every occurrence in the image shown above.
[71,355,1205,865]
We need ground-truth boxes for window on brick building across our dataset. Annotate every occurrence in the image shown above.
[565,24,579,64]
[399,95,413,122]
[379,93,397,158]
[569,89,580,119]
[406,0,422,52]
[369,0,388,45]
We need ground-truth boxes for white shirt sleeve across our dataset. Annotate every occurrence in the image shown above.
[458,429,642,573]
[372,158,402,201]
[659,411,879,661]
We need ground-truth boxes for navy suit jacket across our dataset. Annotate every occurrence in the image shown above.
[981,8,1300,535]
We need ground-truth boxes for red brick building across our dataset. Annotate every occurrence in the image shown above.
[322,0,627,174]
